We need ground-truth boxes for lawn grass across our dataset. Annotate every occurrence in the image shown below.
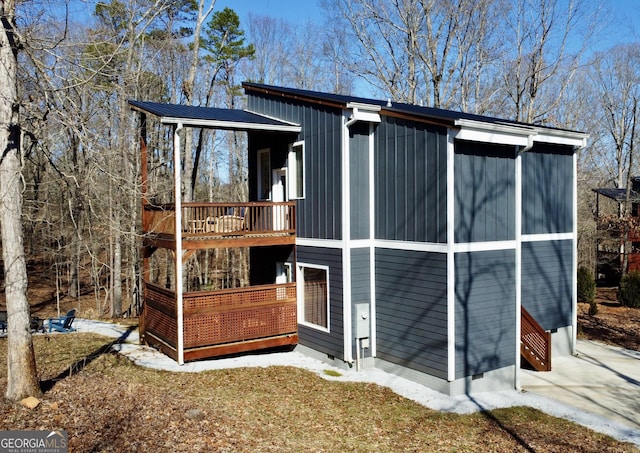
[0,333,637,452]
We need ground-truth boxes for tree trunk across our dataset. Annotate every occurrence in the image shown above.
[1,0,41,400]
[622,98,638,275]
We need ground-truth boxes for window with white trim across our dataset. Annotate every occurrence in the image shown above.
[288,141,305,199]
[258,149,271,200]
[297,264,329,331]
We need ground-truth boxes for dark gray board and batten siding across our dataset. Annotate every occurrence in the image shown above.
[455,250,517,379]
[522,144,574,235]
[375,117,448,243]
[351,248,371,358]
[454,141,516,243]
[296,246,344,360]
[521,240,573,330]
[375,249,449,380]
[350,123,370,240]
[247,92,343,240]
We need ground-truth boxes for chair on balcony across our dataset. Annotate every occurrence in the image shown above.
[48,309,77,333]
[205,210,246,233]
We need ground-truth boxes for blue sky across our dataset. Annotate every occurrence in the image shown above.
[216,0,640,50]
[215,0,322,23]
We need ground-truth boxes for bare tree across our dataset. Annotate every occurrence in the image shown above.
[589,45,640,190]
[587,44,640,274]
[244,14,292,85]
[181,0,216,203]
[1,0,41,401]
[323,0,500,108]
[496,0,596,124]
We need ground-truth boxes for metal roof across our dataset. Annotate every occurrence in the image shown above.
[128,100,301,133]
[593,188,640,203]
[241,82,583,135]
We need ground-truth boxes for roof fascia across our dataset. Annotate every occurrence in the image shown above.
[453,119,534,147]
[244,84,345,109]
[453,118,589,149]
[533,129,589,149]
[380,109,454,128]
[158,116,301,132]
[129,101,301,133]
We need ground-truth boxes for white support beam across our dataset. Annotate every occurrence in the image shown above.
[174,123,184,365]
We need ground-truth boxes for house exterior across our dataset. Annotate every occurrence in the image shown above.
[593,178,640,284]
[131,82,587,396]
[242,83,587,395]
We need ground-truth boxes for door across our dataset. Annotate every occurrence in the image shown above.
[272,168,288,230]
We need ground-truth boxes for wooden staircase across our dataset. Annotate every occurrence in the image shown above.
[521,307,551,371]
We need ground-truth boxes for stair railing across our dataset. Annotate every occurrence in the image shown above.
[521,307,552,372]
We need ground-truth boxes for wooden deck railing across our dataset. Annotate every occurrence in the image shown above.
[143,202,296,237]
[142,282,298,362]
[521,307,551,372]
[596,215,640,242]
[144,284,178,355]
[182,283,297,349]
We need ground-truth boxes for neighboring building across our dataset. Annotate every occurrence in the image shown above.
[593,178,640,284]
[130,83,587,396]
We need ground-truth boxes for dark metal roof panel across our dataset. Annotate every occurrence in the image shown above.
[127,100,300,132]
[593,188,640,202]
[241,82,581,134]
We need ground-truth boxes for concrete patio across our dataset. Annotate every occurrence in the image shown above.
[521,339,640,431]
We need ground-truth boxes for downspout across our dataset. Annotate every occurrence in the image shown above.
[572,140,586,355]
[345,109,359,128]
[515,135,534,390]
[446,132,455,382]
[369,121,377,359]
[342,111,354,366]
[174,123,185,365]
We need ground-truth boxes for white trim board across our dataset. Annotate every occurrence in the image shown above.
[522,233,574,242]
[297,237,575,253]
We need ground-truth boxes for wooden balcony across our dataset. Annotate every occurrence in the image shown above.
[142,282,298,362]
[142,201,296,249]
[596,214,640,242]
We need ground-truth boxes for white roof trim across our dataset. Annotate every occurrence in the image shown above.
[346,102,382,112]
[346,102,381,124]
[453,118,588,148]
[159,116,301,132]
[244,109,302,127]
[453,121,533,147]
[534,130,589,148]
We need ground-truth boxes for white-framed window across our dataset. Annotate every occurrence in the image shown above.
[297,263,329,331]
[288,141,305,199]
[258,148,271,200]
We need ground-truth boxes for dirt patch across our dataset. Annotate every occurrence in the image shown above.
[578,287,640,352]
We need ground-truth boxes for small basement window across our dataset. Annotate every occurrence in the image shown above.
[297,263,329,331]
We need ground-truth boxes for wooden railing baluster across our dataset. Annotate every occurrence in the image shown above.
[521,306,552,372]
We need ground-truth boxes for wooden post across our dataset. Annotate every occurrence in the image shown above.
[139,112,148,342]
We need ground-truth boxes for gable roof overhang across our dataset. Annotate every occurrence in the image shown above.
[128,100,301,133]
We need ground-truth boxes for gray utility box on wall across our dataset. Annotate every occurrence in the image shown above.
[354,303,370,338]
